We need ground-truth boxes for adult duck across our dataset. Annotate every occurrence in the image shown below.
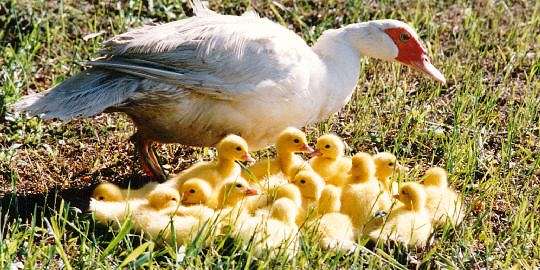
[15,2,445,181]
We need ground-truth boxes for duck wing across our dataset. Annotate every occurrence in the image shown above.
[15,8,314,120]
[94,11,313,100]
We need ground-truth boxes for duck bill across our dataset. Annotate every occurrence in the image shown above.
[244,188,258,196]
[242,153,256,163]
[409,55,446,84]
[300,144,315,154]
[310,149,322,158]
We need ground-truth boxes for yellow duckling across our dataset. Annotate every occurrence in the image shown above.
[212,179,259,210]
[248,182,303,218]
[291,169,326,224]
[421,167,465,226]
[90,183,148,226]
[132,186,181,238]
[169,134,254,189]
[368,182,433,247]
[313,185,356,252]
[138,185,216,245]
[373,152,408,194]
[92,182,158,201]
[179,178,213,206]
[89,199,143,227]
[291,169,325,210]
[245,127,314,181]
[233,198,300,258]
[309,134,351,186]
[340,152,392,233]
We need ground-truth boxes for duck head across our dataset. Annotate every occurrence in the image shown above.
[291,169,325,200]
[311,134,345,159]
[92,183,124,202]
[373,152,408,181]
[276,127,314,154]
[147,186,180,210]
[180,178,213,205]
[217,179,258,208]
[341,19,446,84]
[394,182,427,212]
[217,134,255,163]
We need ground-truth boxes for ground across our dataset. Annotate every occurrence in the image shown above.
[1,0,539,268]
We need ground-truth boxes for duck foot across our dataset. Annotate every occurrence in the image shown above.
[131,133,167,182]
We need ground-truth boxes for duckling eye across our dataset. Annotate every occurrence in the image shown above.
[172,197,177,201]
[189,189,196,194]
[400,32,411,42]
[235,183,243,188]
[300,179,306,184]
[98,196,104,201]
[388,162,395,166]
[236,146,242,151]
[293,139,300,143]
[325,144,331,149]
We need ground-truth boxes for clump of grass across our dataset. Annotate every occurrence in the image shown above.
[1,0,539,268]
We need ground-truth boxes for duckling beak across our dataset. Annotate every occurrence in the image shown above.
[300,144,315,154]
[242,153,256,163]
[310,149,322,157]
[244,188,258,196]
[393,194,400,200]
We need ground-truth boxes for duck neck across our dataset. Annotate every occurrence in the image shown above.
[277,148,295,173]
[310,23,376,121]
[216,157,237,176]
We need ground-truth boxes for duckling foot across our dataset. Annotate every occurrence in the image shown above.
[131,133,167,182]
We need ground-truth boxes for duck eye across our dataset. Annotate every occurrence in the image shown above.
[172,197,177,201]
[235,183,243,188]
[325,144,331,149]
[300,179,306,184]
[98,196,104,201]
[293,139,300,143]
[189,189,196,194]
[399,32,411,42]
[388,162,395,166]
[236,146,242,151]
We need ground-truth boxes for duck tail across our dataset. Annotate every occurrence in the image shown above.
[13,68,139,121]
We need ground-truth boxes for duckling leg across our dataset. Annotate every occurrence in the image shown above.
[131,132,166,182]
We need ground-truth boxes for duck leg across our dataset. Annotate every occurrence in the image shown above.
[131,132,167,182]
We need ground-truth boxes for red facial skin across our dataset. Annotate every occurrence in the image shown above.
[384,27,427,65]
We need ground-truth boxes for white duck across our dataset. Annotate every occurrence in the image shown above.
[15,1,445,181]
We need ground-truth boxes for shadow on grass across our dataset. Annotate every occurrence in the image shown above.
[0,170,154,222]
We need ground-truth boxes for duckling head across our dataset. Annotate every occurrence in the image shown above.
[92,183,124,202]
[422,167,448,188]
[217,134,255,162]
[317,185,341,215]
[394,182,427,212]
[276,127,314,154]
[312,134,345,159]
[291,169,325,200]
[180,178,213,205]
[373,152,408,181]
[147,186,180,210]
[270,198,298,225]
[350,152,376,182]
[217,179,259,208]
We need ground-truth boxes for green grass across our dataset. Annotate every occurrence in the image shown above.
[1,0,539,268]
